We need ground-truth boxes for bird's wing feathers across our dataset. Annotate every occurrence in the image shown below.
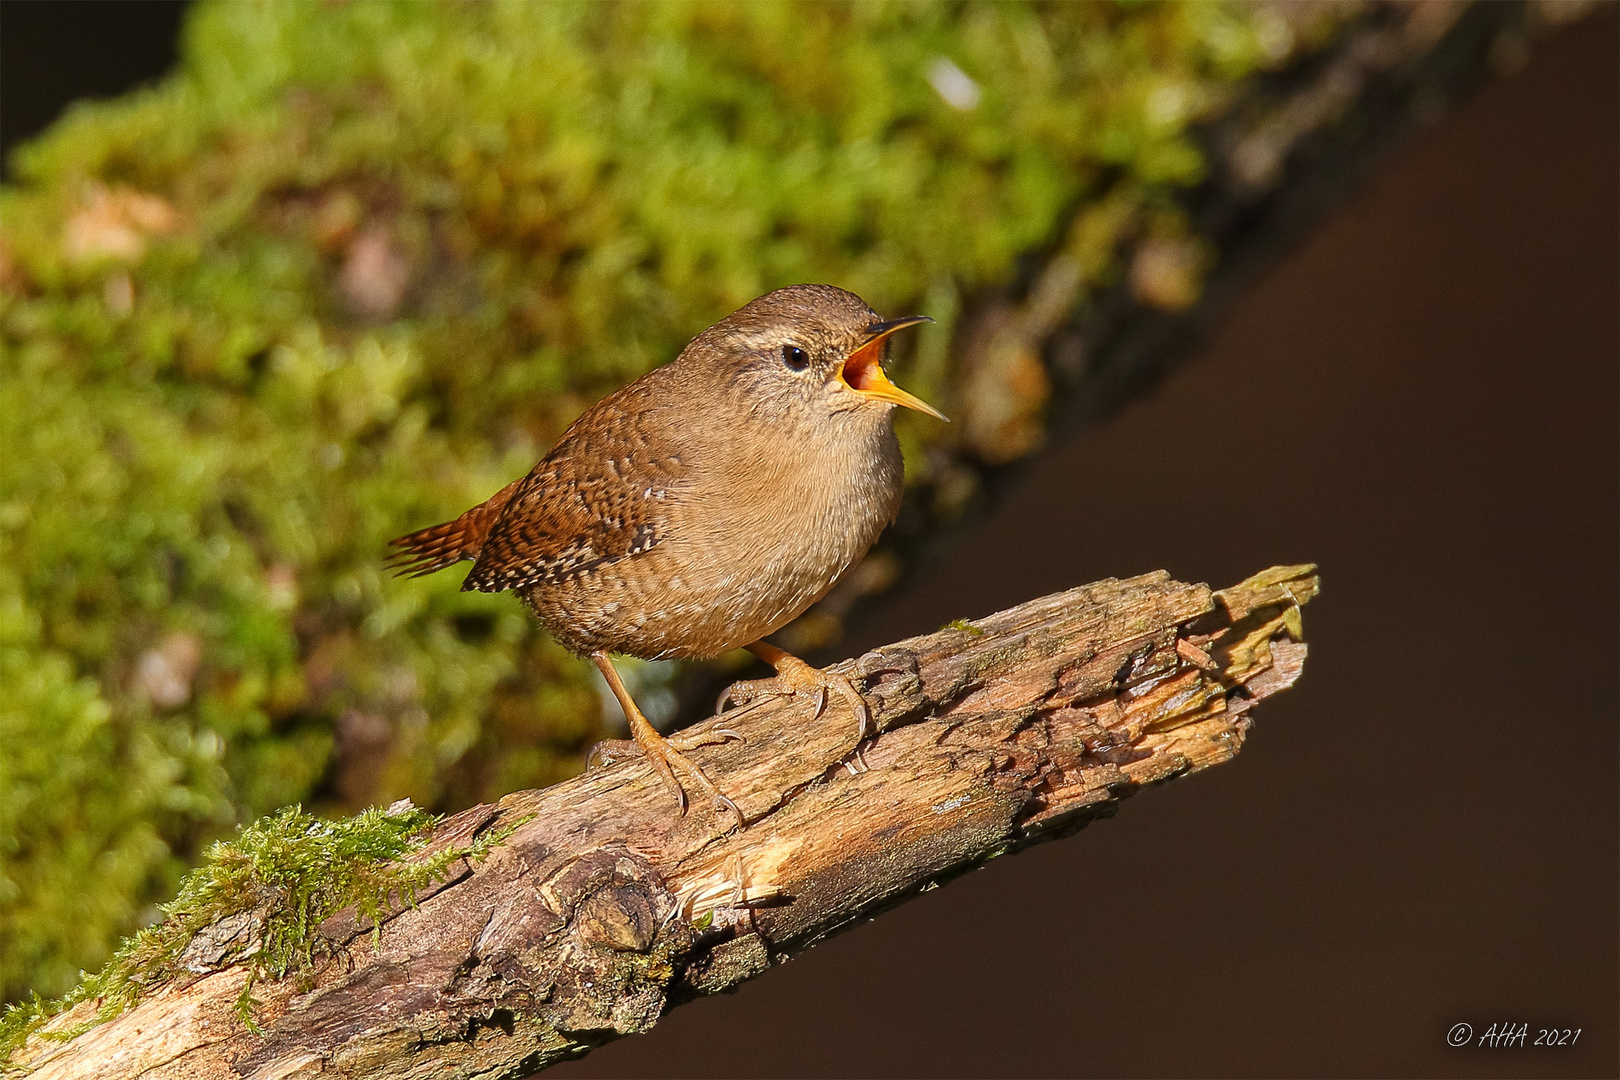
[461,393,690,594]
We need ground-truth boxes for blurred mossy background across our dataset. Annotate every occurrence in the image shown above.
[0,0,1309,1001]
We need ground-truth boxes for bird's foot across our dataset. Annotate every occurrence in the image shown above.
[719,646,871,743]
[670,725,746,753]
[587,732,745,829]
[587,652,744,828]
[592,725,742,765]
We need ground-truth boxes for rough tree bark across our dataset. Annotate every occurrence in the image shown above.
[13,565,1317,1079]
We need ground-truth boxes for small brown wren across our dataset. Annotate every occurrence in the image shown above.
[389,284,943,825]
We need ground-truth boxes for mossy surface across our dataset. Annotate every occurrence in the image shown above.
[0,0,1314,1001]
[0,802,511,1061]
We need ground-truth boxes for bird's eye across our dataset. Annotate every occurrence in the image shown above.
[781,344,810,371]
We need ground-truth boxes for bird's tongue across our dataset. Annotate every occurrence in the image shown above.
[838,326,948,420]
[842,340,884,393]
[835,320,946,417]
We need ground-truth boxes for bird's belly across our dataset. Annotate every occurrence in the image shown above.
[526,461,899,660]
[526,529,863,659]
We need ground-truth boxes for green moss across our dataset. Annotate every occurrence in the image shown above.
[942,618,986,636]
[0,0,1325,1000]
[0,802,516,1058]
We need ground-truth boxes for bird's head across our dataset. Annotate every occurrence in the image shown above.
[684,284,946,426]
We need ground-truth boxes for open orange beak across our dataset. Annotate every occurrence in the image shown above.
[837,315,947,421]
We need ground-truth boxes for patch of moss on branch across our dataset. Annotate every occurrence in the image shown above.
[0,802,513,1061]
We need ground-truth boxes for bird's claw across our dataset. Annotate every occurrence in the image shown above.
[719,661,870,742]
[717,677,782,714]
[713,791,743,824]
[585,735,745,830]
[670,726,745,752]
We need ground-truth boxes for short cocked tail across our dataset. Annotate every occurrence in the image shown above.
[387,478,525,578]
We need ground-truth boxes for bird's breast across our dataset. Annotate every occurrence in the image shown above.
[529,417,904,660]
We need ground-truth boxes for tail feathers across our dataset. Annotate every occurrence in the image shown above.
[387,477,525,579]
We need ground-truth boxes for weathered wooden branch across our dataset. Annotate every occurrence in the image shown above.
[14,565,1317,1079]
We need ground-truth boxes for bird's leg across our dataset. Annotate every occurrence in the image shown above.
[719,641,871,742]
[588,653,744,828]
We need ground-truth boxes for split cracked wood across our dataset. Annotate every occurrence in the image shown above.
[13,565,1318,1079]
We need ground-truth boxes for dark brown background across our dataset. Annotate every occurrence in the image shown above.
[6,6,1615,1077]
